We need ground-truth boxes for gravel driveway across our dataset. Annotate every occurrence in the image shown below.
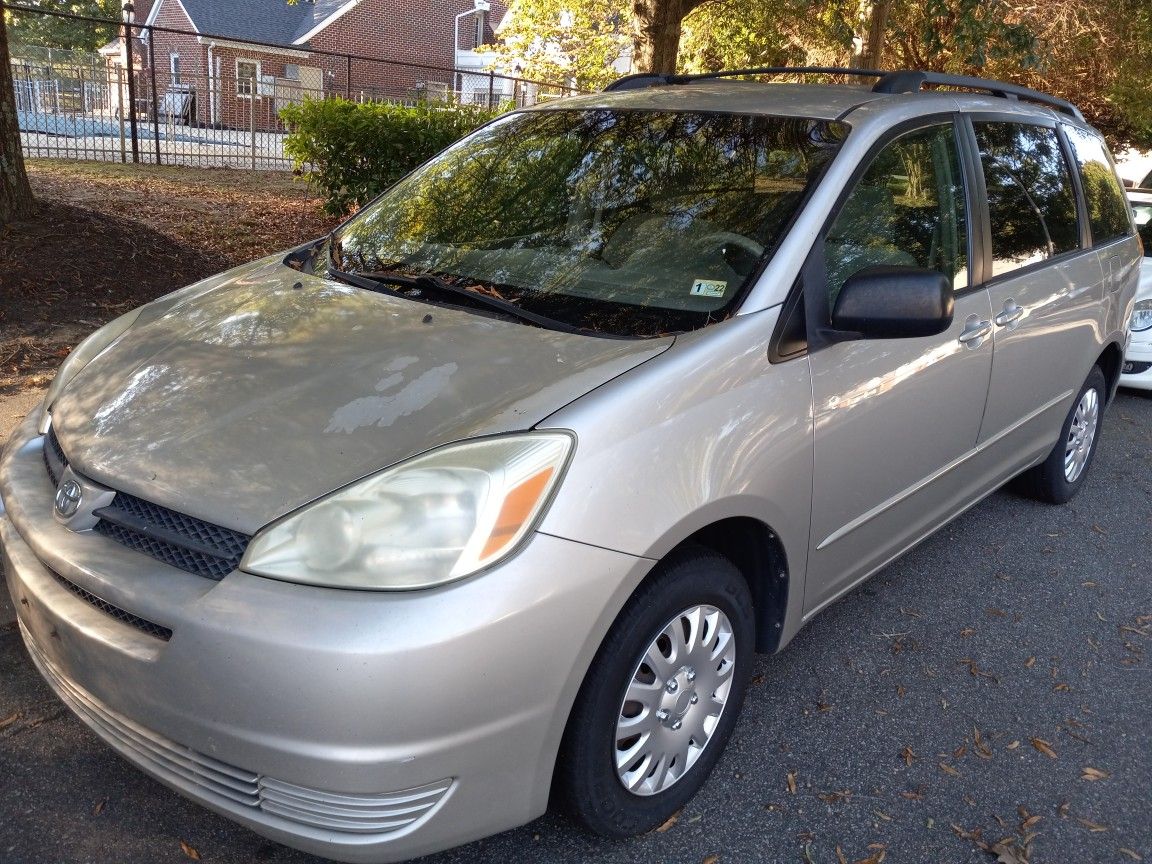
[2,390,1149,864]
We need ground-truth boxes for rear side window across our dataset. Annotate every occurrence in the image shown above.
[1064,125,1133,246]
[974,123,1079,277]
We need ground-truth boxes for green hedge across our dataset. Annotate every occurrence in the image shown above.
[281,98,502,215]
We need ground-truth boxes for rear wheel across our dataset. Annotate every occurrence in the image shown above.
[1019,366,1106,504]
[556,546,754,836]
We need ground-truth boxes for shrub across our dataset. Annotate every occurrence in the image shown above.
[281,98,502,215]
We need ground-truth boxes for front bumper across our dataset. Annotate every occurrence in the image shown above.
[1121,333,1152,391]
[1,410,651,863]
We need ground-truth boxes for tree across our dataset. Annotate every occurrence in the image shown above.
[629,0,714,74]
[483,0,630,91]
[4,1,122,52]
[1,8,35,225]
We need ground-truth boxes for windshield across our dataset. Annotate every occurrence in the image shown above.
[327,108,848,337]
[1131,198,1152,256]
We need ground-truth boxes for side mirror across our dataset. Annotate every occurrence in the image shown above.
[832,266,954,339]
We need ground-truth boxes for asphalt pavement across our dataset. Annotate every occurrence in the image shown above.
[1,391,1150,864]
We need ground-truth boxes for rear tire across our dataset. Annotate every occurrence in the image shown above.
[1018,366,1106,504]
[556,546,754,837]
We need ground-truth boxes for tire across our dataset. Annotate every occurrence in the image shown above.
[556,545,754,837]
[1018,366,1106,504]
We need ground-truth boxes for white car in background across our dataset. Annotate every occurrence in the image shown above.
[1122,190,1152,390]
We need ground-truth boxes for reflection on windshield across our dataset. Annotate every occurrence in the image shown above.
[330,109,847,337]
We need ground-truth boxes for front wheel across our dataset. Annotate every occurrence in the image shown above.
[556,546,754,837]
[1018,365,1106,504]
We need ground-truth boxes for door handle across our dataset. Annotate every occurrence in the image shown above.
[958,319,992,347]
[994,300,1024,328]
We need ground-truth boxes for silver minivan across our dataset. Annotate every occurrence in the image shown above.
[0,69,1139,863]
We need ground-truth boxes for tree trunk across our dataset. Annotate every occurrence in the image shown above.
[631,0,706,75]
[1,10,35,225]
[851,0,894,70]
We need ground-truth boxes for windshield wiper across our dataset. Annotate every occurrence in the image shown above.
[337,268,597,337]
[328,267,406,297]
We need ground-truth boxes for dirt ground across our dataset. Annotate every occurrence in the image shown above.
[0,160,338,402]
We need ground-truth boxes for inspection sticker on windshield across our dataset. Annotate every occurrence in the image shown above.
[690,279,727,298]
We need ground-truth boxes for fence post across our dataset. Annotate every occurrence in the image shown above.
[148,29,162,165]
[487,70,495,109]
[345,54,352,99]
[122,3,140,163]
[117,67,127,163]
[250,88,257,170]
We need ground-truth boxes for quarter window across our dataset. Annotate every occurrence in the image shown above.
[1064,125,1133,246]
[825,123,969,305]
[974,123,1079,277]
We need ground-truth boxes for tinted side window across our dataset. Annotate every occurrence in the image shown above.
[1064,125,1133,245]
[825,123,968,304]
[974,123,1079,277]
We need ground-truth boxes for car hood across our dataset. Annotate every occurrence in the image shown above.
[52,257,671,533]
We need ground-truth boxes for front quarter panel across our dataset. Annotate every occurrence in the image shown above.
[537,307,814,649]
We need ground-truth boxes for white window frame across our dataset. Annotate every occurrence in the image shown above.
[236,58,261,98]
[169,52,180,84]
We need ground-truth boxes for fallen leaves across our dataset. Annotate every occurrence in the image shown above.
[959,658,1000,682]
[179,840,200,860]
[786,771,798,795]
[973,727,993,760]
[938,762,961,777]
[1119,848,1143,861]
[1029,738,1057,759]
[702,855,719,864]
[1081,766,1109,781]
[901,746,917,766]
[1075,817,1109,832]
[654,810,680,833]
[817,789,852,804]
[0,712,19,731]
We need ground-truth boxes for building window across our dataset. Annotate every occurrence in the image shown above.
[237,59,260,97]
[169,52,180,84]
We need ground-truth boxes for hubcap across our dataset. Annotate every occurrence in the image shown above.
[613,604,737,796]
[1063,387,1099,483]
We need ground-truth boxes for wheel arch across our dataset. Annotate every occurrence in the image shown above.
[1096,341,1124,404]
[664,517,790,655]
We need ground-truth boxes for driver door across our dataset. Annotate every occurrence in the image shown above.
[804,120,995,614]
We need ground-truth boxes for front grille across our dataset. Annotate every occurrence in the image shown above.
[44,426,68,487]
[21,622,454,837]
[50,569,173,641]
[42,425,251,580]
[94,493,251,580]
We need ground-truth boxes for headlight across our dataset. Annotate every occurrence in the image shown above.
[241,432,574,590]
[39,307,143,429]
[1131,299,1152,332]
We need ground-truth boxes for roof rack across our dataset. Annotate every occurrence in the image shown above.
[603,66,1084,122]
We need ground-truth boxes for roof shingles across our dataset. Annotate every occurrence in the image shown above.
[176,0,350,47]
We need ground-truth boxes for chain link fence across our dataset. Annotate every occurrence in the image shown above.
[7,4,580,171]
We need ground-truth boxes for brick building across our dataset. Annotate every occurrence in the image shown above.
[135,0,506,130]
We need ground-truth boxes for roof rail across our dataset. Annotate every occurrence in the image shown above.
[871,70,1084,121]
[603,66,886,92]
[603,66,1084,122]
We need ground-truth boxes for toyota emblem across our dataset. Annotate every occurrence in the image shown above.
[54,479,83,518]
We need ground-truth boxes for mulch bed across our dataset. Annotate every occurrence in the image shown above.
[0,161,339,395]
